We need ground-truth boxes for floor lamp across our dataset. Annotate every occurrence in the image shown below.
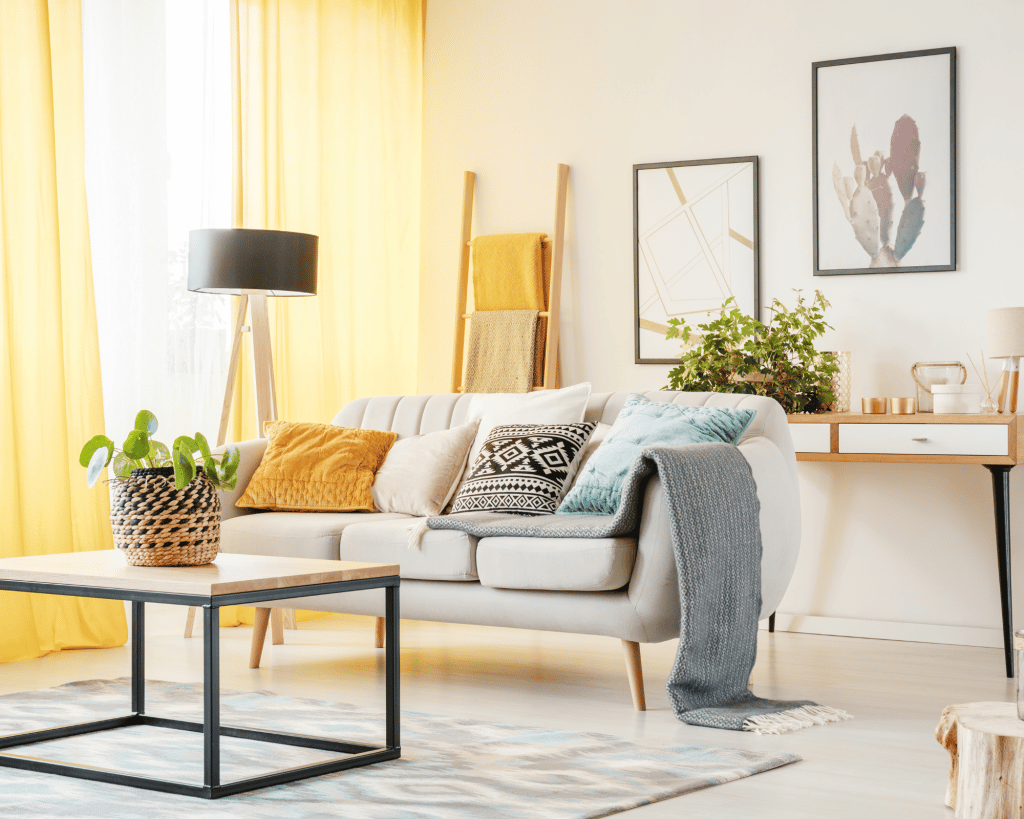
[183,229,317,641]
[988,307,1024,413]
[188,229,318,446]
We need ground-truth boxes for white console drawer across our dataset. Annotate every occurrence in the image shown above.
[838,423,1008,456]
[789,423,832,453]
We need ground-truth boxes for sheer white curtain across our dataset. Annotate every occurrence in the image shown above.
[82,0,232,443]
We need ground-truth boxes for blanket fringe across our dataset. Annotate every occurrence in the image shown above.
[743,705,852,734]
[406,520,430,550]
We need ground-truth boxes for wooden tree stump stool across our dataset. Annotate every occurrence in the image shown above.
[936,702,1024,818]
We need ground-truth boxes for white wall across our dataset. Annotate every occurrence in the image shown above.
[418,0,1024,645]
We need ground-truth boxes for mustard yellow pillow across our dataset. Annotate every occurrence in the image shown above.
[236,421,398,512]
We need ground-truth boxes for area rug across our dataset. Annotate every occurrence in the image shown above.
[0,679,799,818]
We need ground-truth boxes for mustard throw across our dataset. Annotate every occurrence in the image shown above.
[471,233,547,311]
[464,310,539,393]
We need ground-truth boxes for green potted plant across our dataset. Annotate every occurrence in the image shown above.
[664,290,840,414]
[80,411,240,566]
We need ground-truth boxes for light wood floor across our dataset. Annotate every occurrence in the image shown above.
[0,606,1010,817]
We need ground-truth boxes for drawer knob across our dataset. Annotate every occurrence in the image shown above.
[911,437,928,442]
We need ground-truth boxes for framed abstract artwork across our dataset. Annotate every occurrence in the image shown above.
[633,156,759,364]
[812,47,956,276]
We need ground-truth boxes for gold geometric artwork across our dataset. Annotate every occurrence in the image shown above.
[634,158,758,363]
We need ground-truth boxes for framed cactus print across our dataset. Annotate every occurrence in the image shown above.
[633,156,759,364]
[812,47,956,276]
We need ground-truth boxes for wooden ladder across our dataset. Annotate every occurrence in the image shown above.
[450,163,569,393]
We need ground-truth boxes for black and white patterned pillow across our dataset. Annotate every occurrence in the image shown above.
[450,423,597,516]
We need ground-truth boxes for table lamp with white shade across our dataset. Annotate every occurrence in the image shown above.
[188,228,318,446]
[987,307,1024,413]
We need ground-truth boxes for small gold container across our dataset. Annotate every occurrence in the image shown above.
[862,397,887,414]
[890,397,916,415]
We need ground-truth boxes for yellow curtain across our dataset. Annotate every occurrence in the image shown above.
[228,0,422,440]
[0,0,128,662]
[221,0,423,626]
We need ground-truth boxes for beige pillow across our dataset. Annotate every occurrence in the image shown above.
[371,422,479,516]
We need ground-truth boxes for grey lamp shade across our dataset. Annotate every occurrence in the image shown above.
[987,307,1024,358]
[188,229,318,296]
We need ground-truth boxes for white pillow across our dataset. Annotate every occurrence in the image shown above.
[371,422,479,517]
[449,383,593,505]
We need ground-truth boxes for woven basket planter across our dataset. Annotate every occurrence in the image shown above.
[110,466,221,567]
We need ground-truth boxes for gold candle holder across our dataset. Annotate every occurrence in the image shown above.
[862,397,887,414]
[890,398,916,415]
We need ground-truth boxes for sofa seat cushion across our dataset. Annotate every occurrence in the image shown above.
[340,518,479,581]
[220,511,412,560]
[475,536,636,591]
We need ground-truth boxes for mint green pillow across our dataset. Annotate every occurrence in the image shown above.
[557,394,756,516]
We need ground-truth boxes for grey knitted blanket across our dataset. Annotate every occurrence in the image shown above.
[428,443,850,733]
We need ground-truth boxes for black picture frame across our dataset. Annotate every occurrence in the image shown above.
[812,46,956,276]
[633,156,760,365]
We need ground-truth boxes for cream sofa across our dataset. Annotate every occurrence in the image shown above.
[216,390,800,709]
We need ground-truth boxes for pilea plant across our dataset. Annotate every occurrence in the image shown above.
[80,410,240,491]
[664,290,839,414]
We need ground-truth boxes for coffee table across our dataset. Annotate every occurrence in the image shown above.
[0,550,400,799]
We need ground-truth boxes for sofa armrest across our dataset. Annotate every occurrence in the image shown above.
[625,438,800,641]
[625,474,681,643]
[213,438,268,521]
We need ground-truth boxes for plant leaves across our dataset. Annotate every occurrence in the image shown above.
[173,441,196,490]
[111,452,133,479]
[86,446,110,488]
[80,434,115,468]
[194,432,213,468]
[123,429,150,460]
[174,435,198,456]
[149,439,171,465]
[221,445,240,481]
[134,410,158,435]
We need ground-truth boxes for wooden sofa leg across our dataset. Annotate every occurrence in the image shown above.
[622,640,647,711]
[374,616,385,648]
[183,606,198,638]
[283,608,297,630]
[250,607,271,668]
[270,608,285,645]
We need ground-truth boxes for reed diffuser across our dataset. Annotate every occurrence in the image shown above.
[967,350,998,414]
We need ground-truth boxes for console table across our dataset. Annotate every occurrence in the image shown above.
[787,412,1022,678]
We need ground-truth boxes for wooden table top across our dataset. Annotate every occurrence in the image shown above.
[787,411,1018,424]
[0,551,399,597]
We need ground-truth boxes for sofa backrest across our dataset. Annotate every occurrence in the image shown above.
[332,389,795,483]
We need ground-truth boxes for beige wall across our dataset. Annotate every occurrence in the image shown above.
[419,0,1024,645]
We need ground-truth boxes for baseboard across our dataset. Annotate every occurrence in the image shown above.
[761,613,1003,648]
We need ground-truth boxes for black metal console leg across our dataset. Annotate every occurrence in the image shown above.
[132,601,145,714]
[986,464,1015,678]
[203,605,220,789]
[768,612,776,633]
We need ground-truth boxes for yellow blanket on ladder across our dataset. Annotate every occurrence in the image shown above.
[471,233,547,310]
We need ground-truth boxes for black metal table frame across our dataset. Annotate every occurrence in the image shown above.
[0,574,400,798]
